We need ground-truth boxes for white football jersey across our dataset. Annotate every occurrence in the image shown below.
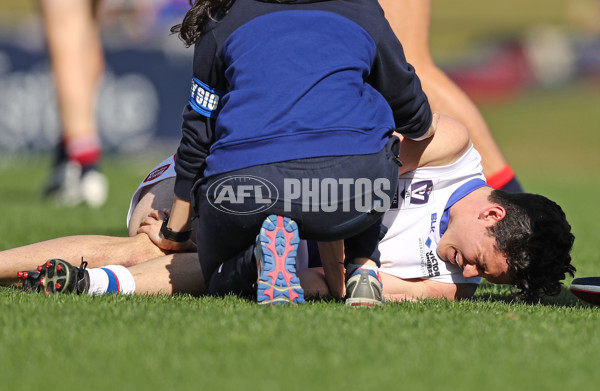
[378,146,484,285]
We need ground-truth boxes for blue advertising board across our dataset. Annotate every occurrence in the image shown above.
[0,39,192,152]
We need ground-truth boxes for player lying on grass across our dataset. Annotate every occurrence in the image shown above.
[0,114,575,302]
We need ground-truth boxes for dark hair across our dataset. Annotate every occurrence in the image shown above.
[171,0,232,47]
[487,190,575,301]
[172,0,297,46]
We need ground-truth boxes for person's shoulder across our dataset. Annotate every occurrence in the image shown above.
[397,114,471,174]
[423,114,471,167]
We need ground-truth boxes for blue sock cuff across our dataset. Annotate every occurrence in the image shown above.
[100,268,119,293]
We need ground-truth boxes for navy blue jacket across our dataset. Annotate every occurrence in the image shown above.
[175,0,432,201]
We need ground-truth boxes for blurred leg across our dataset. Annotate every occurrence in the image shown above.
[40,0,108,206]
[39,0,104,146]
[379,0,522,191]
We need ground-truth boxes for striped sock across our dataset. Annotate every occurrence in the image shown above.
[486,165,524,193]
[86,265,136,296]
[65,135,102,172]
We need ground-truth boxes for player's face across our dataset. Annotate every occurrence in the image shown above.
[436,211,511,284]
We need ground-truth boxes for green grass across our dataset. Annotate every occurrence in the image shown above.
[1,4,599,390]
[1,292,599,391]
[430,0,571,56]
[1,84,600,390]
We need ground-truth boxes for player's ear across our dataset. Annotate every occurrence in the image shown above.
[479,205,506,222]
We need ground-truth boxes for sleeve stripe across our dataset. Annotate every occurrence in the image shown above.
[189,77,224,118]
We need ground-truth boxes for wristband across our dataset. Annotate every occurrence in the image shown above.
[160,216,192,242]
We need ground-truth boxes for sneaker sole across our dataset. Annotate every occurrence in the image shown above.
[18,259,77,294]
[257,215,305,305]
[345,298,383,307]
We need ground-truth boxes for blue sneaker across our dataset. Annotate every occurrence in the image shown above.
[345,267,384,307]
[256,215,305,305]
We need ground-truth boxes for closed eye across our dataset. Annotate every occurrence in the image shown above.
[476,258,486,274]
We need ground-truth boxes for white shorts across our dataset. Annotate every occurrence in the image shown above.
[126,154,176,229]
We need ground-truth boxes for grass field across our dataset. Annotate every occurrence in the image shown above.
[1,83,599,390]
[1,1,600,389]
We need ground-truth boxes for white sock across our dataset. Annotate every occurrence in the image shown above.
[86,265,136,296]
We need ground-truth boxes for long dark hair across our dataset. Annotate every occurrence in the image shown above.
[171,0,232,47]
[172,0,298,46]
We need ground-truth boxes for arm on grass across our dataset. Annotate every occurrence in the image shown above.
[297,268,477,301]
[380,272,478,301]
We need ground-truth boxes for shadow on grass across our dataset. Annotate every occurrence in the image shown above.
[305,294,344,304]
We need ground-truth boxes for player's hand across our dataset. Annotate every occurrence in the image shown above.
[137,209,167,237]
[138,210,197,253]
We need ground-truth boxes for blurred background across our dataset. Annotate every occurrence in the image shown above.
[0,0,598,156]
[0,0,192,154]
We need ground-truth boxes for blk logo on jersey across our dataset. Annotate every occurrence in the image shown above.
[430,213,437,233]
[425,213,437,249]
[409,180,433,205]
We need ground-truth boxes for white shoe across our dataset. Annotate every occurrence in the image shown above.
[43,161,108,208]
[80,169,108,208]
[43,161,83,206]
